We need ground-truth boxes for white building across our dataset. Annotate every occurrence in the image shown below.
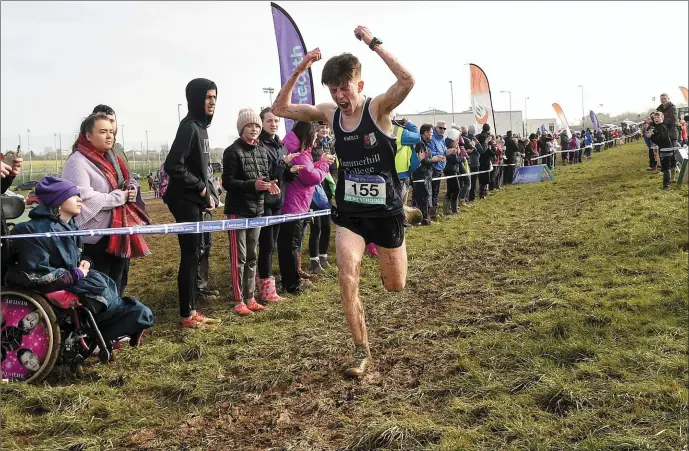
[397,109,556,137]
[525,118,558,135]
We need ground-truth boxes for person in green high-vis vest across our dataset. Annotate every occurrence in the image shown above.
[391,115,421,226]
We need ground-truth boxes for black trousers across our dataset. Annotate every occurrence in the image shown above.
[196,210,212,290]
[478,168,491,198]
[444,170,460,201]
[469,167,479,201]
[309,214,331,258]
[660,154,676,188]
[82,237,130,297]
[431,168,442,207]
[277,219,305,292]
[413,179,431,220]
[257,204,281,279]
[167,200,204,318]
[503,165,515,185]
[80,296,150,344]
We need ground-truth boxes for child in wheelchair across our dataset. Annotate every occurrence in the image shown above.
[3,176,154,348]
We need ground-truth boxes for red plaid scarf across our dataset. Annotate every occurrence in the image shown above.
[76,136,151,258]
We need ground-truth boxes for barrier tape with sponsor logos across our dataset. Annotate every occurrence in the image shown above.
[412,168,493,183]
[3,132,660,237]
[1,209,331,240]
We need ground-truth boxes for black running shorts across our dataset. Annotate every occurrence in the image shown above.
[332,210,405,249]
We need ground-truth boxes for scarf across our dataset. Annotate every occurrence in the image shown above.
[76,136,151,258]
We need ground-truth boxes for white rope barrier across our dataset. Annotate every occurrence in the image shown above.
[531,130,642,161]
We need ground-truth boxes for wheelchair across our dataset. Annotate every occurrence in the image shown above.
[1,195,116,384]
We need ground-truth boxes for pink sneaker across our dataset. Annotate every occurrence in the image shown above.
[234,303,253,316]
[366,243,379,258]
[193,312,221,325]
[246,298,268,312]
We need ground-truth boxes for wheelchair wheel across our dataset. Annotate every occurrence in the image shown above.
[1,288,61,383]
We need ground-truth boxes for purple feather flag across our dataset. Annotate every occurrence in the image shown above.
[589,110,600,131]
[270,2,315,132]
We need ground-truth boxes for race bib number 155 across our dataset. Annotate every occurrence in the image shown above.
[344,173,386,205]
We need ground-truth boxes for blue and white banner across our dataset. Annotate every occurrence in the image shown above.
[512,165,554,184]
[2,209,331,240]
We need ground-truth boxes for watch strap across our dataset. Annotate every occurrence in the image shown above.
[369,37,382,50]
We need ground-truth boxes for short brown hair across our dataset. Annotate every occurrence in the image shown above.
[321,53,361,87]
[420,124,433,135]
[259,107,272,121]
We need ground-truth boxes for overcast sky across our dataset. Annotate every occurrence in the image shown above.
[2,1,687,153]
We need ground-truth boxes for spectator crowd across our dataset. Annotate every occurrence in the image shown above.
[0,87,683,349]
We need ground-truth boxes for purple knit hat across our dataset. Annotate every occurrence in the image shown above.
[34,176,80,208]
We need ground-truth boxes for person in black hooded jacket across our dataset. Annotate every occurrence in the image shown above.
[478,132,495,199]
[647,111,676,189]
[443,137,461,215]
[656,94,679,144]
[538,134,553,169]
[164,78,220,329]
[503,131,518,184]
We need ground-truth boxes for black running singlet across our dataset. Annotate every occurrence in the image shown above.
[333,97,403,218]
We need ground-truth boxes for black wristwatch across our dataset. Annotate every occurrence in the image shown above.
[369,37,382,50]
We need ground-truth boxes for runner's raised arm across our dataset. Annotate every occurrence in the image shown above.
[353,26,415,120]
[271,48,334,123]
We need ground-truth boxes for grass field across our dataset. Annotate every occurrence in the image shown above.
[1,141,687,450]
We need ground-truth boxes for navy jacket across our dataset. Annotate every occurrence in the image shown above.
[6,204,116,308]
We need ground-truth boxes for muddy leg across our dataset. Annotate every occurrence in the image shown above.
[335,226,367,345]
[376,241,407,292]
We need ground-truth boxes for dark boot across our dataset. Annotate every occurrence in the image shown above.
[443,198,451,216]
[309,258,324,275]
[663,170,671,189]
[297,254,313,280]
[479,185,487,199]
[430,206,437,220]
[198,287,220,297]
[450,197,459,214]
[319,255,329,269]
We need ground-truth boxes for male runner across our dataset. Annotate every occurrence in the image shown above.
[272,25,414,377]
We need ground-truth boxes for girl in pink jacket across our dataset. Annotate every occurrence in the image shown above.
[277,121,336,294]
